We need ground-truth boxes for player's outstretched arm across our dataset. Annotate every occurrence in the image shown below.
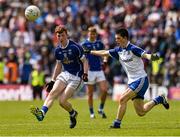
[142,53,160,61]
[91,50,110,57]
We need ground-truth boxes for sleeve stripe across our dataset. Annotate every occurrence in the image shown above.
[74,45,82,58]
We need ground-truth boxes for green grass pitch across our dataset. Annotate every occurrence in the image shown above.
[0,99,180,136]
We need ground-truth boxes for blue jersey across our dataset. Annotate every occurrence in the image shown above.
[54,40,84,77]
[82,39,104,71]
[109,42,147,84]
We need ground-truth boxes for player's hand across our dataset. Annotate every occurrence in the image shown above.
[82,46,91,54]
[151,53,160,61]
[82,73,88,82]
[45,81,55,92]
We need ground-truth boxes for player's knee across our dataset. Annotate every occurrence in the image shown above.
[88,92,93,98]
[101,88,107,94]
[136,111,146,117]
[59,97,66,106]
[119,97,126,104]
[100,85,107,93]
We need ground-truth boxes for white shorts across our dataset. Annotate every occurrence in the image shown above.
[56,71,82,90]
[86,70,106,85]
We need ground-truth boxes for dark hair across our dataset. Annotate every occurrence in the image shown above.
[55,25,67,34]
[115,28,129,39]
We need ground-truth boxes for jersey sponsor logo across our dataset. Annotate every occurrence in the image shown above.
[122,58,133,62]
[62,52,73,64]
[119,50,133,62]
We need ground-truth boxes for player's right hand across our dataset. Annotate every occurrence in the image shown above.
[82,46,91,54]
[151,53,160,61]
[45,81,55,92]
[82,73,88,82]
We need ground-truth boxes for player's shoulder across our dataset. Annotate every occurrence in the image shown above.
[69,40,83,53]
[126,43,141,50]
[54,45,62,57]
[96,39,103,43]
[69,40,79,46]
[54,45,61,52]
[81,39,90,46]
[113,46,123,52]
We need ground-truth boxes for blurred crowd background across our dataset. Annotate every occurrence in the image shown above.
[0,0,179,92]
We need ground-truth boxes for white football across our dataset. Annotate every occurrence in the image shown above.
[25,5,40,21]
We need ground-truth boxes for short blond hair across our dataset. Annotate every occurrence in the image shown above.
[88,26,97,33]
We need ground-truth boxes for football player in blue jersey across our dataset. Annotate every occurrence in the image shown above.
[30,25,88,128]
[81,26,108,119]
[84,28,169,128]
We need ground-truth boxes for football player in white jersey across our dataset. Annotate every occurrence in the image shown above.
[84,28,169,128]
[30,25,88,128]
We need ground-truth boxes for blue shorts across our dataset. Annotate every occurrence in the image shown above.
[128,76,149,100]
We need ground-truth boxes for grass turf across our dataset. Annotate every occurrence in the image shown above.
[0,99,180,136]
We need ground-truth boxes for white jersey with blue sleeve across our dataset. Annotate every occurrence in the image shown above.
[109,42,147,84]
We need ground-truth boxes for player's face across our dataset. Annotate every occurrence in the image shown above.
[56,31,68,47]
[88,31,97,41]
[115,34,127,48]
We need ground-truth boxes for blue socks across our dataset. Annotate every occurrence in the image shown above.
[69,109,75,117]
[41,106,48,115]
[113,119,121,127]
[89,107,94,114]
[99,103,104,111]
[153,96,163,105]
[89,103,105,114]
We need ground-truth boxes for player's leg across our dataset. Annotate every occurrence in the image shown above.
[133,95,169,117]
[86,70,96,118]
[110,76,150,128]
[86,84,95,118]
[59,87,75,112]
[96,70,107,118]
[30,79,66,121]
[110,88,136,128]
[58,75,81,128]
[133,76,169,116]
[98,80,107,118]
[133,99,155,116]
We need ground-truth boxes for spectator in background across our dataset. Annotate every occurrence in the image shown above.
[0,19,11,48]
[5,48,18,84]
[30,64,45,100]
[19,52,32,84]
[0,0,178,89]
[0,54,5,84]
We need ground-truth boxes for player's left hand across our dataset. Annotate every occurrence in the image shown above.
[45,80,55,92]
[82,46,91,54]
[151,53,160,61]
[82,73,88,82]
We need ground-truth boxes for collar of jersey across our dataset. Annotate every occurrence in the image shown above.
[122,41,130,50]
[87,38,96,43]
[60,40,70,49]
